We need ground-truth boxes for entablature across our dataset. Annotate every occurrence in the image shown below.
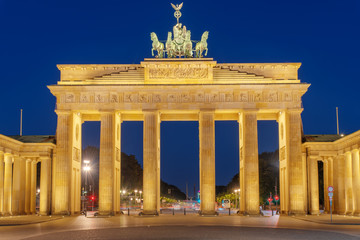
[49,83,309,112]
[56,59,302,85]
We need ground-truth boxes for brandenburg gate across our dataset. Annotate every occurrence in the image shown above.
[48,58,309,215]
[47,3,310,216]
[1,3,360,218]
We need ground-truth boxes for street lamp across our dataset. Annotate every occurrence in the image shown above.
[234,189,238,209]
[83,160,91,213]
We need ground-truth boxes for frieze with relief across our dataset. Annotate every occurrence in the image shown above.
[61,91,298,104]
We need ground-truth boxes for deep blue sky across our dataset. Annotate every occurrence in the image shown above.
[1,0,359,195]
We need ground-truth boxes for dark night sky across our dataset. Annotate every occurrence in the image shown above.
[0,0,359,196]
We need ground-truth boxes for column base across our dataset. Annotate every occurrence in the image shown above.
[52,211,71,216]
[287,211,307,216]
[352,210,360,216]
[199,211,218,216]
[39,211,50,216]
[310,210,320,215]
[139,210,159,216]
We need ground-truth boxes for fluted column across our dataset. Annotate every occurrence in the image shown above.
[18,158,26,215]
[352,149,360,215]
[334,154,345,214]
[3,154,12,215]
[309,157,320,214]
[24,159,31,214]
[345,151,353,214]
[0,152,4,214]
[287,111,306,214]
[113,113,121,214]
[30,160,37,214]
[40,157,51,215]
[199,111,216,215]
[12,155,21,215]
[239,111,259,215]
[142,111,161,215]
[99,112,116,215]
[54,112,70,214]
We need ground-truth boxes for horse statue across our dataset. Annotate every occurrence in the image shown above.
[195,31,209,58]
[166,32,176,58]
[150,32,164,58]
[184,30,193,58]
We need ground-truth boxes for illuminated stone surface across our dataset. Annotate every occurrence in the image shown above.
[0,58,359,217]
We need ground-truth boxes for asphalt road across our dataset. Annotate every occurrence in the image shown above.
[22,226,359,240]
[0,214,359,240]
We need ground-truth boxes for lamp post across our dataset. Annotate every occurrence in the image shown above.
[234,189,238,209]
[139,190,142,206]
[83,160,91,214]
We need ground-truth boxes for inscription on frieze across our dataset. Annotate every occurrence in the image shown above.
[148,67,208,79]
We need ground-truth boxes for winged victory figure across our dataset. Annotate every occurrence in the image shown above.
[171,2,183,11]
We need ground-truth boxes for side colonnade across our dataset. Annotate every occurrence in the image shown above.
[304,130,360,216]
[0,135,54,216]
[52,109,306,216]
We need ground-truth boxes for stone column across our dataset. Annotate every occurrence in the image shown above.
[99,112,116,215]
[18,158,26,215]
[0,151,4,214]
[351,149,360,215]
[288,111,306,214]
[24,159,31,214]
[344,151,353,214]
[12,155,21,215]
[142,111,160,215]
[239,111,259,215]
[199,111,216,215]
[3,154,12,215]
[324,159,329,212]
[113,113,121,214]
[334,154,345,214]
[53,112,70,214]
[30,160,37,214]
[40,157,51,215]
[309,157,320,214]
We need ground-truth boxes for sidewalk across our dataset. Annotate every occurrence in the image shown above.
[0,215,63,226]
[294,214,360,225]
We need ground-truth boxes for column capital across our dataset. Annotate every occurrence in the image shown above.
[351,148,359,154]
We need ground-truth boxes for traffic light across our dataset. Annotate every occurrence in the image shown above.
[90,196,95,201]
[274,195,279,201]
[268,198,273,202]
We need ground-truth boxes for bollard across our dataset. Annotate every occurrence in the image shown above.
[128,208,130,216]
[184,208,186,215]
[173,208,175,215]
[272,209,274,216]
[229,208,231,216]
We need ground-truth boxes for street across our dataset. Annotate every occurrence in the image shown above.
[0,214,359,240]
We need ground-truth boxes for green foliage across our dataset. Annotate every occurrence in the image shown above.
[218,150,280,206]
[160,196,177,203]
[216,192,237,204]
